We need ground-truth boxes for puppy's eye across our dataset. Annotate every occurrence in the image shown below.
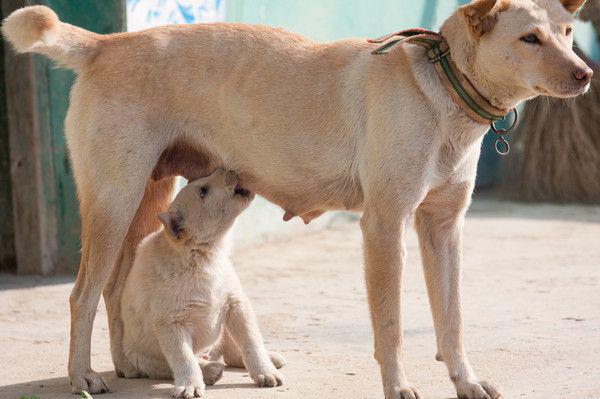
[199,186,208,198]
[520,34,541,45]
[566,27,572,36]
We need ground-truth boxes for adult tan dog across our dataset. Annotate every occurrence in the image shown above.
[2,0,592,398]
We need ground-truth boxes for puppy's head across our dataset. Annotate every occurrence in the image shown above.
[443,0,593,100]
[158,169,254,246]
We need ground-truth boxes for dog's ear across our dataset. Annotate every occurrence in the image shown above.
[462,0,509,38]
[158,211,184,240]
[560,0,587,13]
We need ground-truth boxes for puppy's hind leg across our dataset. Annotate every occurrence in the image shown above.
[198,358,225,386]
[210,328,286,369]
[103,177,177,378]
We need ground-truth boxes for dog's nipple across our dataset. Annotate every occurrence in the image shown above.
[301,210,325,225]
[283,210,295,222]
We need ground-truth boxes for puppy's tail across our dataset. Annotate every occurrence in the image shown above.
[2,5,100,71]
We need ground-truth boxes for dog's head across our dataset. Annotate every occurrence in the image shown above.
[442,0,593,103]
[158,169,254,246]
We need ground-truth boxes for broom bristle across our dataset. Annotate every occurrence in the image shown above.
[506,76,600,203]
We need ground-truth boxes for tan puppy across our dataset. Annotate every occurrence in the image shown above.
[121,169,284,398]
[2,1,592,398]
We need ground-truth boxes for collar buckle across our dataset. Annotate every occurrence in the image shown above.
[427,42,450,63]
[490,108,519,156]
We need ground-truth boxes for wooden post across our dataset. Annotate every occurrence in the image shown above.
[2,0,57,275]
[1,0,125,274]
[0,7,16,273]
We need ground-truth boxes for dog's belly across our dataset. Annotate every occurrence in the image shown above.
[151,140,364,223]
[240,173,363,224]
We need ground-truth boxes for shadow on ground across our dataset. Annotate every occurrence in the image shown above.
[0,274,75,291]
[0,368,265,399]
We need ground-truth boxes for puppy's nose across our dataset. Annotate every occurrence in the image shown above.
[572,67,593,84]
[225,170,238,187]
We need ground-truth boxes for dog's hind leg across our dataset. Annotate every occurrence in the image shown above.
[103,177,177,378]
[198,358,225,386]
[67,143,162,394]
[415,182,502,399]
[210,328,286,369]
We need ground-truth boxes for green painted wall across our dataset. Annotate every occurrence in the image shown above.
[40,0,125,272]
[0,0,124,274]
[226,0,599,188]
[227,0,458,41]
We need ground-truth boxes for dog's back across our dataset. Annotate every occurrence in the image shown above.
[0,5,389,220]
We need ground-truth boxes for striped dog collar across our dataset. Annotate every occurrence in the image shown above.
[368,29,512,126]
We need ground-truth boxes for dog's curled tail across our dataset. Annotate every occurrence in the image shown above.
[2,5,100,71]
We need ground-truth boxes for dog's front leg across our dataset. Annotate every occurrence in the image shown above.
[225,292,284,387]
[415,182,502,399]
[361,205,419,399]
[155,324,205,398]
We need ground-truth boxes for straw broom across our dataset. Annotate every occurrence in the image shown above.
[506,1,600,203]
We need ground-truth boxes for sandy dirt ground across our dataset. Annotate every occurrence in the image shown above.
[1,199,599,399]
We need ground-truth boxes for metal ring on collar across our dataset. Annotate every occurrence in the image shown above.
[494,137,510,155]
[490,107,519,135]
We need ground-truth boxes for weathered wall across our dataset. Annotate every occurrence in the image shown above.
[1,0,125,274]
[43,0,126,273]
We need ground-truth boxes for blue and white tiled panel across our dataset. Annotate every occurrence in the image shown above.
[127,0,226,31]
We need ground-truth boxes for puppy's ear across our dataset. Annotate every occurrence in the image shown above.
[462,0,509,38]
[158,211,184,240]
[560,0,586,13]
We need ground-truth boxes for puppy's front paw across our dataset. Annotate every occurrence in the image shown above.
[252,368,284,387]
[455,379,502,399]
[171,379,205,398]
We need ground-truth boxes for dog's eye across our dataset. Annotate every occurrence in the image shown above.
[199,186,209,198]
[520,34,541,45]
[566,27,572,36]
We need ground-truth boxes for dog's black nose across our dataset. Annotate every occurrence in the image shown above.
[572,67,593,84]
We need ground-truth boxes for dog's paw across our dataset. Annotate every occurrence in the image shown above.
[456,379,502,399]
[115,363,144,379]
[171,381,205,398]
[200,361,225,386]
[251,368,284,387]
[70,370,109,394]
[386,385,421,399]
[268,351,286,369]
[114,355,140,378]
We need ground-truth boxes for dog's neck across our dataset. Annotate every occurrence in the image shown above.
[440,17,535,112]
[161,230,231,270]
